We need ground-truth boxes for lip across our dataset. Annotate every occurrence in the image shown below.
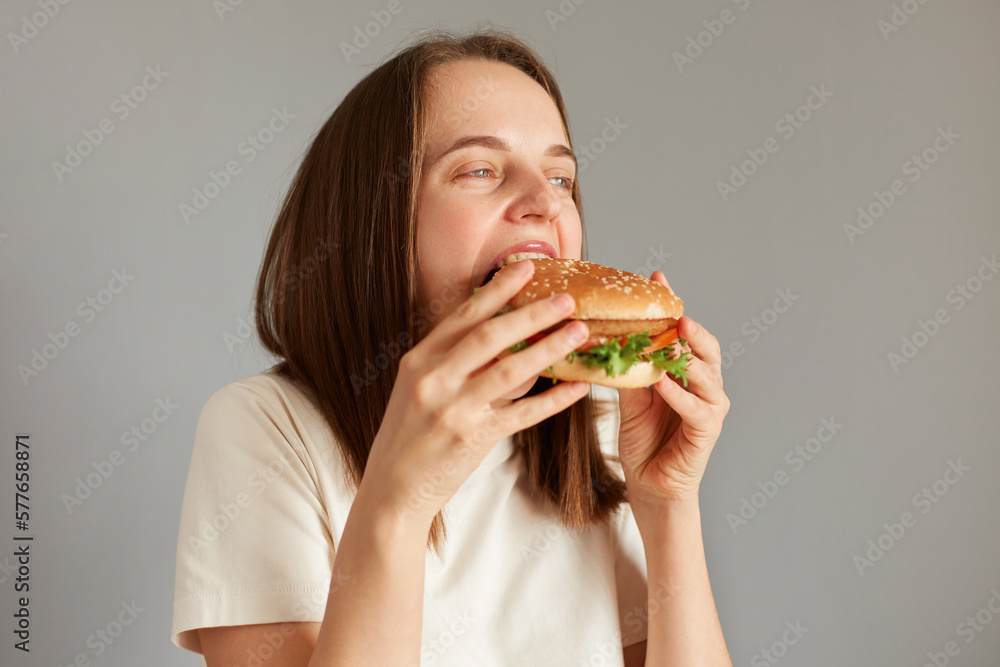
[479,240,558,287]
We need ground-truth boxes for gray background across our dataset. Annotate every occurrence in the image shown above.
[2,0,999,665]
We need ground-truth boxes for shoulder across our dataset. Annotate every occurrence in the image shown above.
[189,370,334,476]
[197,371,322,436]
[202,370,311,414]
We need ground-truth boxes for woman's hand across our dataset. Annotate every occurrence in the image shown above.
[360,260,592,527]
[616,271,730,506]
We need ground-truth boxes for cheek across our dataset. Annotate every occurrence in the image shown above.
[418,191,487,268]
[416,194,482,326]
[419,290,463,332]
[418,221,469,295]
[559,216,584,259]
[418,189,473,255]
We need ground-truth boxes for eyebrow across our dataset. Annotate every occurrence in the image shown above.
[430,135,578,171]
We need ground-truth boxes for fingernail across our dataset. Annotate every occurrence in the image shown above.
[551,293,573,311]
[566,321,587,343]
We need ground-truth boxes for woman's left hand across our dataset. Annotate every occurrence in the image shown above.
[616,271,730,506]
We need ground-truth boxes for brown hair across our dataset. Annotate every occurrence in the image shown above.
[253,27,627,554]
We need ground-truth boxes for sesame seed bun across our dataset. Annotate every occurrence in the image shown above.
[503,258,683,323]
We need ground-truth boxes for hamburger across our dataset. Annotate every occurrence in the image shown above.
[484,257,690,389]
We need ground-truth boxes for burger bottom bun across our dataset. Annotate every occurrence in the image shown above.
[540,357,666,389]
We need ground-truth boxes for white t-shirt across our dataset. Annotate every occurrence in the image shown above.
[171,371,649,665]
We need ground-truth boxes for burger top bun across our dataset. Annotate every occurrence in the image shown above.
[501,258,683,321]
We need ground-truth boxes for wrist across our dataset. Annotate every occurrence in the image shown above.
[626,482,701,513]
[350,480,434,548]
[628,490,702,540]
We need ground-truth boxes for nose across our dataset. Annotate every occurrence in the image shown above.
[508,170,563,224]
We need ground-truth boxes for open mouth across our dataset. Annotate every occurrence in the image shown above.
[480,251,553,287]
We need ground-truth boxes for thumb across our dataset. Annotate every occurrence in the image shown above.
[616,384,654,424]
[650,270,671,291]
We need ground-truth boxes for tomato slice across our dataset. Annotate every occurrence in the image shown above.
[640,328,678,355]
[523,328,678,353]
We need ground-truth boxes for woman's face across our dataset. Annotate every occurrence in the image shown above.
[415,58,582,331]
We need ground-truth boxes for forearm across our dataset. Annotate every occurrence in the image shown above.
[633,498,732,667]
[309,484,430,666]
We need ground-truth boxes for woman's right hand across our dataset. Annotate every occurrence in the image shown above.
[359,259,591,527]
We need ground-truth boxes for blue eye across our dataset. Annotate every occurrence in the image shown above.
[460,169,573,189]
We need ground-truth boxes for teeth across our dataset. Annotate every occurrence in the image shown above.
[496,251,551,270]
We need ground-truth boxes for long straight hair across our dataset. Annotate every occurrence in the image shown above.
[253,28,627,554]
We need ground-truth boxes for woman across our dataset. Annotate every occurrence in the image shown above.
[171,28,733,666]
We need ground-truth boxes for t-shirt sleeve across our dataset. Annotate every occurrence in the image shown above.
[593,386,649,648]
[171,380,336,654]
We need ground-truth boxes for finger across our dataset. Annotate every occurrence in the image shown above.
[491,377,591,437]
[671,354,727,408]
[650,368,717,431]
[465,319,589,403]
[468,320,588,402]
[676,316,722,372]
[428,259,538,348]
[446,283,580,379]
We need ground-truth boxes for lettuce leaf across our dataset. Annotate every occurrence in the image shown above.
[567,332,652,377]
[511,330,691,386]
[641,343,691,387]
